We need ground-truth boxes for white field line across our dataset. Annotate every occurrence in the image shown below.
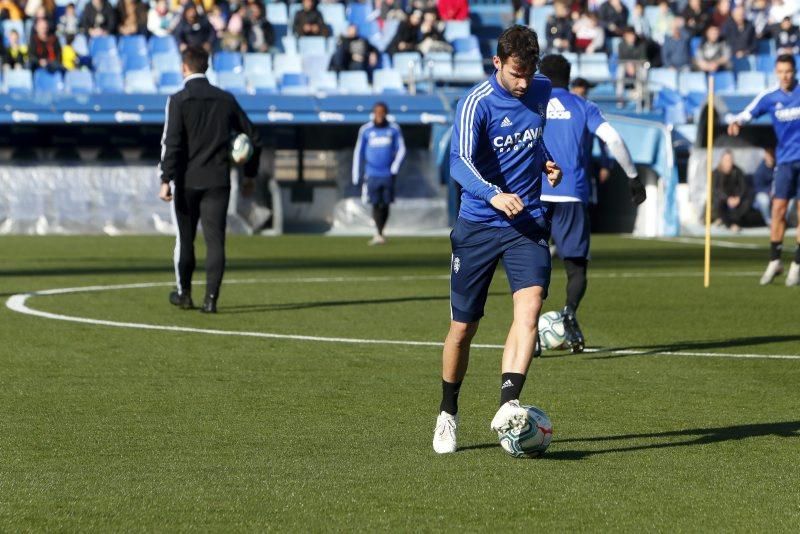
[5,277,799,361]
[635,236,764,250]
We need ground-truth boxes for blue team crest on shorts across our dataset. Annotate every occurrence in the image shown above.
[453,256,461,274]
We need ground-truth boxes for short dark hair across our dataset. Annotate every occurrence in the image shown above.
[539,54,571,89]
[182,46,209,74]
[496,25,540,72]
[373,101,389,113]
[777,53,796,69]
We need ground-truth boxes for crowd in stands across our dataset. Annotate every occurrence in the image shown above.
[712,148,778,231]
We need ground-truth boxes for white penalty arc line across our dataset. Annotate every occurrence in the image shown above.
[5,276,799,361]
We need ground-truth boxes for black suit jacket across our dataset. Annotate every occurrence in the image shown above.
[159,75,262,188]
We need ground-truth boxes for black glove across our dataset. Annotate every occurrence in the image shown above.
[629,177,646,205]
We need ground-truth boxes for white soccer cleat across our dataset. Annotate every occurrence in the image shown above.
[368,235,386,246]
[786,262,800,287]
[490,400,528,434]
[433,411,458,454]
[760,260,784,285]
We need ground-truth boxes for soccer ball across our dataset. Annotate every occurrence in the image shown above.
[538,310,566,349]
[498,405,553,458]
[230,133,253,164]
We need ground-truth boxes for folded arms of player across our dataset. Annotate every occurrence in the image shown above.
[595,122,646,205]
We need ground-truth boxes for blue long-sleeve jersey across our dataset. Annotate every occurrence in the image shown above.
[541,87,608,204]
[352,121,406,183]
[450,73,552,227]
[735,83,800,164]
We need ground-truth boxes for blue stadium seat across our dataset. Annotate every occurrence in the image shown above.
[392,51,422,78]
[302,54,331,76]
[157,71,182,94]
[678,71,707,95]
[452,59,485,81]
[213,51,243,73]
[273,53,302,79]
[123,53,150,72]
[689,36,702,57]
[310,71,338,92]
[562,51,579,65]
[298,36,327,56]
[713,71,735,93]
[648,68,678,91]
[529,6,553,48]
[281,36,297,55]
[272,23,288,41]
[124,70,156,93]
[444,20,471,42]
[95,71,124,93]
[574,62,610,81]
[244,53,272,76]
[118,35,147,58]
[756,39,775,55]
[731,56,754,73]
[148,35,178,56]
[756,54,774,73]
[248,72,278,94]
[34,70,63,95]
[216,71,248,94]
[152,52,181,74]
[89,35,117,58]
[373,69,405,93]
[454,51,482,63]
[644,6,660,31]
[65,69,94,94]
[4,69,32,95]
[580,52,608,64]
[429,60,453,81]
[266,2,289,24]
[94,54,122,73]
[280,72,311,94]
[2,20,25,46]
[452,36,480,55]
[736,71,767,94]
[71,33,89,57]
[338,70,370,94]
[319,3,347,35]
[346,2,371,27]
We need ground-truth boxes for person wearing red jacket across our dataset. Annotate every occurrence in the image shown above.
[437,0,468,21]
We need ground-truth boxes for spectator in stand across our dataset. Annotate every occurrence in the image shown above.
[29,17,61,71]
[207,4,227,38]
[748,0,771,39]
[80,0,117,37]
[712,150,754,232]
[775,16,800,55]
[682,0,709,38]
[418,8,452,53]
[661,17,692,70]
[573,11,604,53]
[220,4,246,51]
[61,34,78,70]
[651,0,674,45]
[710,0,729,28]
[117,0,148,36]
[3,29,28,69]
[330,24,378,74]
[694,25,731,72]
[24,0,55,22]
[292,0,329,38]
[630,3,651,40]
[753,148,776,225]
[722,6,756,59]
[616,26,647,98]
[244,2,274,53]
[378,0,406,25]
[174,4,214,52]
[148,0,176,37]
[437,0,468,21]
[0,0,24,21]
[598,0,629,39]
[57,3,80,40]
[545,0,573,53]
[389,8,421,53]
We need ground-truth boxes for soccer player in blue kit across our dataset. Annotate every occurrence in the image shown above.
[728,54,800,286]
[538,55,646,353]
[433,26,563,454]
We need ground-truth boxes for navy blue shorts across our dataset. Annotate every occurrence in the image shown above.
[367,176,395,205]
[773,161,800,200]
[449,217,551,324]
[543,201,590,259]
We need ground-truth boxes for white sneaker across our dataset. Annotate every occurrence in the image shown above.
[490,400,528,434]
[760,260,784,286]
[433,411,458,454]
[368,235,386,246]
[786,262,800,286]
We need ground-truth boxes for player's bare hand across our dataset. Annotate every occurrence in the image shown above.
[599,167,610,184]
[490,192,525,219]
[727,121,741,136]
[159,182,173,202]
[545,161,562,188]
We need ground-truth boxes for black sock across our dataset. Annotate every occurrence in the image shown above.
[795,244,800,264]
[770,241,783,261]
[564,258,588,311]
[440,380,462,415]
[500,372,526,405]
[372,204,389,235]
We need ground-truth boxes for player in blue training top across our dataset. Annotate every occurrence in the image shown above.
[352,102,406,245]
[432,26,563,455]
[728,54,800,286]
[538,55,646,353]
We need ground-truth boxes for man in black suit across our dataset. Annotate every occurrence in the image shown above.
[158,46,261,313]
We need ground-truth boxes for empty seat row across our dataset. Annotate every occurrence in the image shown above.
[649,69,772,95]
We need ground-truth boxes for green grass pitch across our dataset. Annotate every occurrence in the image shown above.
[1,234,798,531]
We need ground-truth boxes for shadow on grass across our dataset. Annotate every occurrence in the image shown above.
[588,335,800,358]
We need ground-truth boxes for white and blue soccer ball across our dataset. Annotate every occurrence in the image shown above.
[230,133,253,164]
[498,405,553,458]
[538,310,566,350]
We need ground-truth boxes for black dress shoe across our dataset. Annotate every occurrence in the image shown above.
[200,297,217,313]
[169,290,194,309]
